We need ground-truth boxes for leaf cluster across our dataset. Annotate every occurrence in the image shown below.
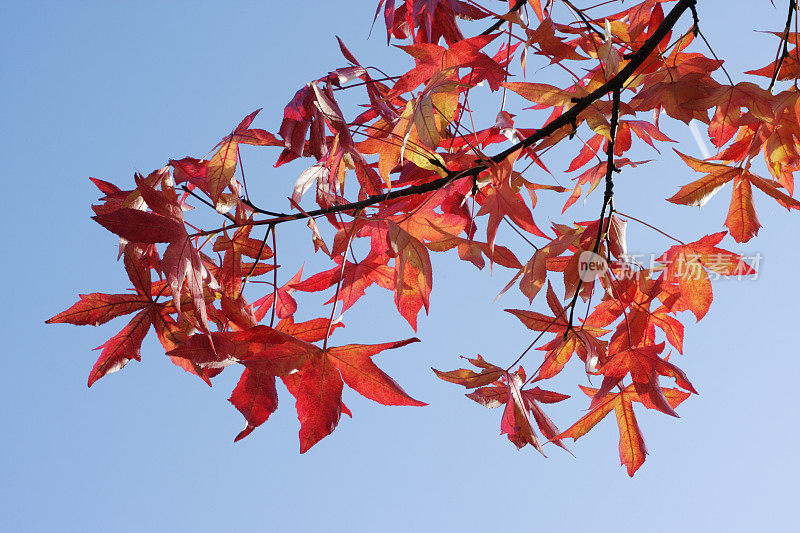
[48,0,800,475]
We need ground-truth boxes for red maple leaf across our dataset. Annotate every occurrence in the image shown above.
[167,326,424,449]
[47,246,161,386]
[292,252,394,313]
[592,342,696,417]
[656,232,756,319]
[559,385,691,476]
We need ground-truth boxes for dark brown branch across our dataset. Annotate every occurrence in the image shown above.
[240,198,286,217]
[489,0,697,165]
[236,168,474,232]
[689,2,699,36]
[566,86,621,331]
[331,75,400,91]
[768,0,797,92]
[181,186,236,223]
[480,0,527,36]
[201,0,697,238]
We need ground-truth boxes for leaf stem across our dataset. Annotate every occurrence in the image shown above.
[323,222,357,352]
[270,226,278,328]
[181,186,236,223]
[612,209,685,245]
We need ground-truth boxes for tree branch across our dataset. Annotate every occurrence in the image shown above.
[566,86,621,331]
[206,0,697,238]
[480,0,527,36]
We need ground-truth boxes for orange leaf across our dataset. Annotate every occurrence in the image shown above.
[433,355,504,388]
[725,175,760,243]
[327,338,425,406]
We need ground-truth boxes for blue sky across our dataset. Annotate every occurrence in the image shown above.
[2,1,797,531]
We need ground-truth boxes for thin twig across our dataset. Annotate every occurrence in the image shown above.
[567,86,621,330]
[239,224,274,298]
[332,75,400,91]
[181,186,236,223]
[768,0,797,92]
[481,0,527,36]
[562,0,605,40]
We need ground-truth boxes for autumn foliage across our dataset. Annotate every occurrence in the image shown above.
[48,0,800,476]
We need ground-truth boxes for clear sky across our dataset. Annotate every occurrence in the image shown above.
[2,1,797,531]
